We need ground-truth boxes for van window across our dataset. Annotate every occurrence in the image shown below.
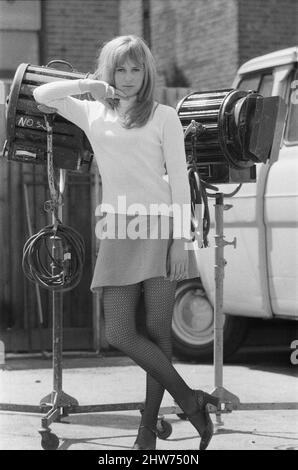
[237,72,273,96]
[258,74,274,97]
[238,74,260,92]
[286,77,298,143]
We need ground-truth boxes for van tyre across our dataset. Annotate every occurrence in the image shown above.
[172,279,249,361]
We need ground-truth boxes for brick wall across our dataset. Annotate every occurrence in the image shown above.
[42,0,119,73]
[42,0,298,90]
[238,0,298,65]
[118,0,143,37]
[151,0,238,90]
[119,0,239,91]
[118,0,298,93]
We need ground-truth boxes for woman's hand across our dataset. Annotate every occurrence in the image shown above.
[166,239,189,282]
[79,79,127,102]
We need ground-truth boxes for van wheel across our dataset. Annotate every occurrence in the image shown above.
[172,279,248,361]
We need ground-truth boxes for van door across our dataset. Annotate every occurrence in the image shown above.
[264,69,298,319]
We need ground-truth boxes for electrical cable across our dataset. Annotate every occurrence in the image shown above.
[22,221,85,292]
[22,112,85,292]
[184,120,219,247]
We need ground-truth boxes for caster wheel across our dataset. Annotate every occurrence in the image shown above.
[40,431,59,450]
[156,418,172,440]
[176,412,187,420]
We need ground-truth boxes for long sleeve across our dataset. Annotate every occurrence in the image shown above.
[33,79,90,132]
[162,106,192,239]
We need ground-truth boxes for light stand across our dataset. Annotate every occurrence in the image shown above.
[211,191,240,427]
[37,113,78,448]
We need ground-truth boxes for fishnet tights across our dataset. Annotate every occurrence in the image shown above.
[103,277,197,430]
[141,277,175,428]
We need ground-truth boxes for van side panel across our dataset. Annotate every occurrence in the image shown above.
[196,169,272,318]
[264,145,298,318]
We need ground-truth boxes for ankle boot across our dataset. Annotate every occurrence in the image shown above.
[132,425,157,450]
[186,390,219,450]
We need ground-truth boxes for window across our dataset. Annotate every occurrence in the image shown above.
[285,72,298,144]
[258,74,274,97]
[238,74,260,93]
[237,72,273,96]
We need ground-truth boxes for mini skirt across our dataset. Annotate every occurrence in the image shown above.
[90,213,200,292]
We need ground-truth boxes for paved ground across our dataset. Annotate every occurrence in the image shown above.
[0,349,297,451]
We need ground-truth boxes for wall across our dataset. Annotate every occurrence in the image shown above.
[42,0,119,73]
[0,0,41,76]
[119,0,298,92]
[118,0,239,90]
[151,0,238,90]
[118,0,143,38]
[238,0,298,65]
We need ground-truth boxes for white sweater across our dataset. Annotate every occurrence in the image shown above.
[33,80,191,239]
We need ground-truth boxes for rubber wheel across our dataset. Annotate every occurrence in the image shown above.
[172,279,248,361]
[156,418,172,440]
[40,432,59,450]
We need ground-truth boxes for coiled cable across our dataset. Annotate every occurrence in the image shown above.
[22,220,85,292]
[22,112,85,292]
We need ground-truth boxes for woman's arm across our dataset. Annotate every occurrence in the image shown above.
[162,106,192,241]
[33,79,84,106]
[162,106,193,281]
[33,79,114,130]
[33,79,127,130]
[33,79,95,130]
[33,78,124,106]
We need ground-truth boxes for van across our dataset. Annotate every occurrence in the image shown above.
[172,46,298,360]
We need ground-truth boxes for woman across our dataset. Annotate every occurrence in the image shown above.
[33,35,219,450]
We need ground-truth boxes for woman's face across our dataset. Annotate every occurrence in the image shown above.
[114,58,145,98]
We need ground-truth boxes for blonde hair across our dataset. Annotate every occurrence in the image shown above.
[94,35,156,128]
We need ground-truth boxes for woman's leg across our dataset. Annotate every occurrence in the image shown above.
[103,282,197,416]
[137,277,176,438]
[103,282,218,450]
